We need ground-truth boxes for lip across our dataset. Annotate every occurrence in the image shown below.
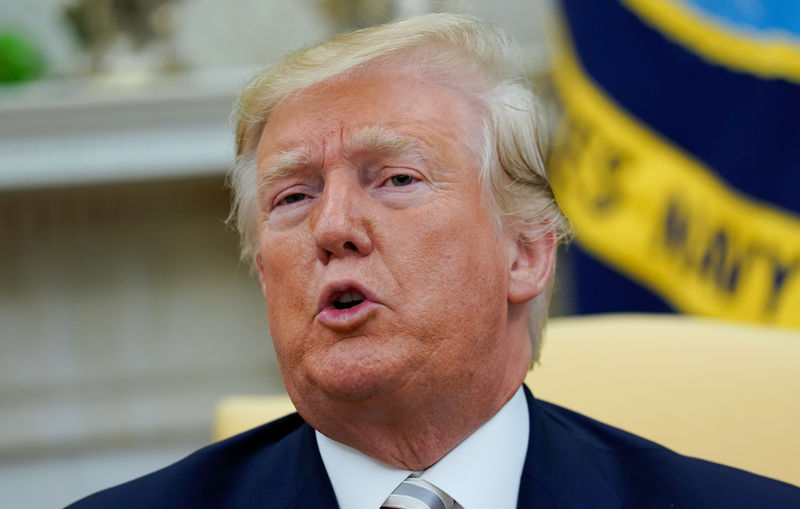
[316,280,381,330]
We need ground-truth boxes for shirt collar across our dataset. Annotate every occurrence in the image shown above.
[315,386,529,509]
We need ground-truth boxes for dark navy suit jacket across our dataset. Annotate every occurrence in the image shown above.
[67,387,799,508]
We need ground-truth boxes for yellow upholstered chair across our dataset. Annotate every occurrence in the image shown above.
[213,313,800,486]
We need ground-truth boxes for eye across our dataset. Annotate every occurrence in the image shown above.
[273,192,309,208]
[282,193,307,204]
[388,174,416,187]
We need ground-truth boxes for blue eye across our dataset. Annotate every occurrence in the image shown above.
[282,193,307,205]
[389,174,415,187]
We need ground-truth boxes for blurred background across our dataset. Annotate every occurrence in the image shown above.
[0,1,558,507]
[2,0,799,506]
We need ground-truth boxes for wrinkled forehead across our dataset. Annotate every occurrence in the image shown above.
[255,63,488,170]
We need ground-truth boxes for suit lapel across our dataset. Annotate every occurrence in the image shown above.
[237,415,337,508]
[517,386,621,509]
[283,422,338,508]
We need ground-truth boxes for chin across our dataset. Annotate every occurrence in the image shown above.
[304,340,410,402]
[316,375,392,402]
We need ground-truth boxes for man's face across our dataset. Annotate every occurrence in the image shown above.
[255,66,530,420]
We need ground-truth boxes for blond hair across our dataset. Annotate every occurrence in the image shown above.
[227,13,570,362]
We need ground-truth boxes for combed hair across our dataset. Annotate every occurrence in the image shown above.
[227,13,571,363]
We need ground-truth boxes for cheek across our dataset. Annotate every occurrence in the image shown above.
[415,210,505,286]
[259,232,314,340]
[260,226,311,284]
[396,208,508,325]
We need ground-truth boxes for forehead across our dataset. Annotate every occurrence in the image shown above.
[256,66,483,163]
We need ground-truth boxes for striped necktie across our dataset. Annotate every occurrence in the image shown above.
[381,476,455,509]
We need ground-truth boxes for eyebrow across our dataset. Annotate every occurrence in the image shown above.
[344,126,430,166]
[258,150,312,191]
[257,126,433,191]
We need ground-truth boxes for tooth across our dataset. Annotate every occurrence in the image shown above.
[338,292,364,304]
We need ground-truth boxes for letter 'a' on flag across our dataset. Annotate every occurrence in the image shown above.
[548,0,800,328]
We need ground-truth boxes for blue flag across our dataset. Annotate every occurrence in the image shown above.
[549,0,800,327]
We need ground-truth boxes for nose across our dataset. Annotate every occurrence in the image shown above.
[311,173,373,264]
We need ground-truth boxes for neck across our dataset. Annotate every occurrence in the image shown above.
[297,367,527,470]
[292,314,533,469]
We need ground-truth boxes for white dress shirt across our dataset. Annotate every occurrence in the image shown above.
[316,386,529,509]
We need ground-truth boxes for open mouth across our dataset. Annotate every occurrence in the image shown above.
[317,282,376,328]
[332,291,365,310]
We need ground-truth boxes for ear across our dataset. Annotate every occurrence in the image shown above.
[507,229,557,304]
[255,253,268,297]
